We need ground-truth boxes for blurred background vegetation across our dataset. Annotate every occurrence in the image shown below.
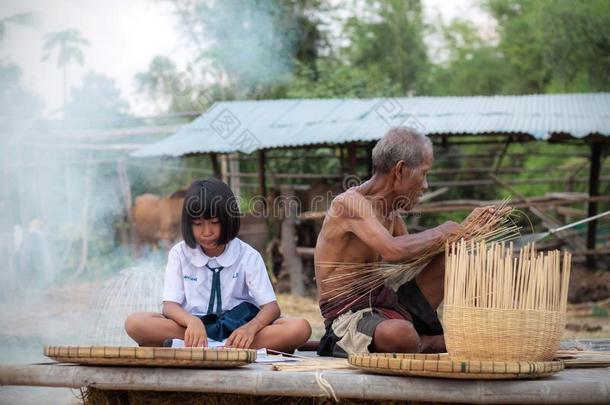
[1,0,608,278]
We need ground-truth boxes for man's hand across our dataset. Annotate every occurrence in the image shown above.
[184,316,207,347]
[462,205,511,229]
[226,321,260,349]
[436,220,464,241]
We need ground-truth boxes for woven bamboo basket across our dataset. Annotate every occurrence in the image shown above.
[44,345,256,368]
[348,353,563,379]
[443,241,571,362]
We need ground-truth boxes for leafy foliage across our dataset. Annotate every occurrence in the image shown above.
[64,72,129,123]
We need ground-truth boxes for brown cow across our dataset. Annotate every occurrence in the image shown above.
[132,190,185,246]
[133,193,161,244]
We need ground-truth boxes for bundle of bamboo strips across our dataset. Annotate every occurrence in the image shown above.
[272,358,351,372]
[443,240,571,361]
[319,201,520,315]
[554,350,610,368]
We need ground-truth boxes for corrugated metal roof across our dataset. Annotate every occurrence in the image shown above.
[132,93,610,157]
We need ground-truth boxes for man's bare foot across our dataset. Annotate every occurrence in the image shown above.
[420,335,446,353]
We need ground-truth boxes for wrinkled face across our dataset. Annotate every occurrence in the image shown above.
[192,217,222,251]
[392,147,433,211]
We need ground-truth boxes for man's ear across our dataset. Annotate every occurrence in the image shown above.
[394,160,406,179]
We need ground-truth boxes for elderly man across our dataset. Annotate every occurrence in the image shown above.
[315,127,495,357]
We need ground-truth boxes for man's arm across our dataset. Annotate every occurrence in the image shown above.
[334,192,461,262]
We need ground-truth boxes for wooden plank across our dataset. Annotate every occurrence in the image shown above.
[299,195,610,219]
[430,176,610,188]
[296,247,315,257]
[1,363,609,403]
[587,143,602,268]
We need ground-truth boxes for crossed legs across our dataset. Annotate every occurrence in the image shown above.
[371,253,446,353]
[124,313,311,353]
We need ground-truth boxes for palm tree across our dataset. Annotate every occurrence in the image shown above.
[42,29,90,107]
[0,12,39,53]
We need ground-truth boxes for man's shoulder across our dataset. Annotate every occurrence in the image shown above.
[329,188,371,218]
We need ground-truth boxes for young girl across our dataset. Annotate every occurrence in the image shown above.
[125,178,311,352]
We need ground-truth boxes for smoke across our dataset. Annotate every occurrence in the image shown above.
[0,75,178,370]
[173,0,301,94]
[0,1,307,380]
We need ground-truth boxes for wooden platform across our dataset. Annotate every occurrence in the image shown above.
[1,360,609,404]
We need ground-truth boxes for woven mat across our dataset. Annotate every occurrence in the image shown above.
[348,353,564,379]
[44,345,256,368]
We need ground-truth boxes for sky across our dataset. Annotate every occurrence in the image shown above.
[1,0,494,117]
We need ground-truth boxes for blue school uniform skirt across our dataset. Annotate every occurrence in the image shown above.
[198,302,260,341]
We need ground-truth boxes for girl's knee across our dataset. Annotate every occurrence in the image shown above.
[124,312,147,338]
[274,318,312,346]
[292,318,312,342]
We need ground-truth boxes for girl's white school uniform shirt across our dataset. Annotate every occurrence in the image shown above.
[162,238,277,316]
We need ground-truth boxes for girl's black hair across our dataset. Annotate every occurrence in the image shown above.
[181,178,241,248]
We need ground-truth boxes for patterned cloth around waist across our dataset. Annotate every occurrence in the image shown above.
[317,279,445,357]
[319,284,410,327]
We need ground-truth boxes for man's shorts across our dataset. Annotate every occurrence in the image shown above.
[317,279,443,357]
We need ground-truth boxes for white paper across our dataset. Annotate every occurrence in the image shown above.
[170,338,228,348]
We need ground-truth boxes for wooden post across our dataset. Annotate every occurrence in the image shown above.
[209,153,221,179]
[116,159,136,255]
[220,154,229,184]
[367,141,375,179]
[347,142,358,175]
[1,147,15,290]
[279,185,305,296]
[586,142,602,268]
[74,159,95,278]
[229,153,241,199]
[258,150,267,199]
[492,141,511,174]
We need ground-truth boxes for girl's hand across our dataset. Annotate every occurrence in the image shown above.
[226,321,260,349]
[184,317,207,347]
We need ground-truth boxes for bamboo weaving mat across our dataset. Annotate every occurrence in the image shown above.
[348,353,564,379]
[44,345,256,368]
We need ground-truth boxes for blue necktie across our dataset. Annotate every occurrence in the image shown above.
[206,264,224,315]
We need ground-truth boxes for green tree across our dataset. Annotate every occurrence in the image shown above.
[0,12,39,54]
[426,20,511,95]
[172,0,329,98]
[42,29,90,107]
[63,71,128,125]
[0,62,42,137]
[287,59,401,98]
[135,55,239,114]
[342,0,429,95]
[135,56,178,112]
[486,0,610,93]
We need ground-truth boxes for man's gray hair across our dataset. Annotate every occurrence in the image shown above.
[372,127,432,173]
